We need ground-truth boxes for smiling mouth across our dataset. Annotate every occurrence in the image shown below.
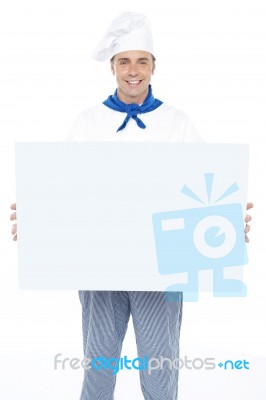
[126,80,142,86]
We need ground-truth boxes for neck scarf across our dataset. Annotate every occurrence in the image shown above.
[103,85,163,132]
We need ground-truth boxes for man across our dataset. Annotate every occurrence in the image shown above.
[10,12,253,400]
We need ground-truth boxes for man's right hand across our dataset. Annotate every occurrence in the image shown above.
[10,203,17,241]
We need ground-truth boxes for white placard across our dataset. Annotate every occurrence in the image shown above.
[15,143,249,294]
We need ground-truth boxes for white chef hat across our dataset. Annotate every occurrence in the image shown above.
[91,12,154,61]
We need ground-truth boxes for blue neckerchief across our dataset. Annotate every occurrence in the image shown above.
[103,84,163,132]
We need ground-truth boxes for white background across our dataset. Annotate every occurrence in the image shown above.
[0,0,265,399]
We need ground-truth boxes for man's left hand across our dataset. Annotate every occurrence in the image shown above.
[245,202,254,243]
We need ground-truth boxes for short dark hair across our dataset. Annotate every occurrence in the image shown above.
[110,54,156,64]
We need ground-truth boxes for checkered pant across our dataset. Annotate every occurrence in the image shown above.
[78,291,183,400]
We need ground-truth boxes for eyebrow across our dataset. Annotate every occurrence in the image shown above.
[117,57,150,62]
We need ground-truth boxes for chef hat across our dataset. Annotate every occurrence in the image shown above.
[91,12,154,61]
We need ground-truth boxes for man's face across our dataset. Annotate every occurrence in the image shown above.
[111,50,155,105]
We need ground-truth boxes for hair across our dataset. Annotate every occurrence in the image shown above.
[110,54,156,64]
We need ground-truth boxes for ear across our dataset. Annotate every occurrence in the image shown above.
[110,62,115,75]
[152,62,156,75]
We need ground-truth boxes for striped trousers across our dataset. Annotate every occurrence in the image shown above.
[78,291,183,400]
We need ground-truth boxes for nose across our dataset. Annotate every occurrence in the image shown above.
[128,63,138,77]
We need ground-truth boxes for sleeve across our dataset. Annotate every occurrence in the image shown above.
[181,115,205,143]
[64,112,86,142]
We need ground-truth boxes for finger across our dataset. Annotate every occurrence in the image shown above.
[11,224,17,234]
[246,202,254,210]
[10,212,17,221]
[245,214,252,223]
[245,235,249,243]
[10,203,16,210]
[13,234,17,241]
[244,225,250,233]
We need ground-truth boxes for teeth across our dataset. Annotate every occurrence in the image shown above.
[128,80,140,84]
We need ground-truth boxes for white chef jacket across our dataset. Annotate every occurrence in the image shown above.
[66,102,203,142]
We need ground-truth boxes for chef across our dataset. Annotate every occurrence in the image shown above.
[10,11,253,400]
